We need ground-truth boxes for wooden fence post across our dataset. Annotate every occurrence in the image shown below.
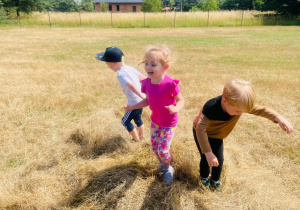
[79,12,81,27]
[241,10,244,26]
[111,12,113,27]
[48,11,51,27]
[174,11,176,27]
[207,11,209,27]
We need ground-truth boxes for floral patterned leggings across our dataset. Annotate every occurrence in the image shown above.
[150,122,176,164]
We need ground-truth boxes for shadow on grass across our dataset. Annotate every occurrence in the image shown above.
[67,132,208,208]
[139,178,174,209]
[67,161,209,209]
[68,162,148,208]
[140,172,208,210]
[68,130,129,159]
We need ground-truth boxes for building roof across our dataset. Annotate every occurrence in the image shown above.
[93,0,144,3]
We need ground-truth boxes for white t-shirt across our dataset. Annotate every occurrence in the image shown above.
[117,65,144,106]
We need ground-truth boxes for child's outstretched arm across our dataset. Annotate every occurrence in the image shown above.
[139,73,147,81]
[125,81,146,100]
[125,96,149,112]
[165,93,184,114]
[275,115,293,134]
[249,105,293,134]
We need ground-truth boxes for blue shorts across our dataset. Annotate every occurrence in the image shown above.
[121,108,143,132]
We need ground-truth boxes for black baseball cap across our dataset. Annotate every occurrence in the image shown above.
[95,47,124,62]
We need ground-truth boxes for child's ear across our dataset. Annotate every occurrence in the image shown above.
[221,96,228,104]
[164,64,169,70]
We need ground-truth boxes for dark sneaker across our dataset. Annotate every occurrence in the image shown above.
[163,166,174,185]
[210,180,222,192]
[200,178,210,190]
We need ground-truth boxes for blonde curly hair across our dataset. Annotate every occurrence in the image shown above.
[222,79,256,112]
[140,45,171,66]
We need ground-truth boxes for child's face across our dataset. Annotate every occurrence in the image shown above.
[224,104,245,116]
[144,53,167,82]
[105,62,118,72]
[222,97,246,116]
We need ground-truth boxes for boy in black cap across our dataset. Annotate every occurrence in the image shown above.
[96,47,146,141]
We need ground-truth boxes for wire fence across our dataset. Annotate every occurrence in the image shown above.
[7,11,300,27]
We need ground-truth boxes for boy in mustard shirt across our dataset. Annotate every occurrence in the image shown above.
[193,79,293,191]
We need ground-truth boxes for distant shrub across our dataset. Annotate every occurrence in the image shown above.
[0,7,17,24]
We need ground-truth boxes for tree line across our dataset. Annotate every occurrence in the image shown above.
[0,0,299,17]
[161,0,300,15]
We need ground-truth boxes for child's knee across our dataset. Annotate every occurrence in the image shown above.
[134,118,143,127]
[159,150,171,163]
[121,120,134,132]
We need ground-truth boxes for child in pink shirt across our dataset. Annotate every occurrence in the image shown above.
[125,45,184,185]
[142,74,180,127]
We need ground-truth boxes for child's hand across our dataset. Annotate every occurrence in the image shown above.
[165,105,178,114]
[205,152,219,167]
[275,115,293,134]
[124,104,132,112]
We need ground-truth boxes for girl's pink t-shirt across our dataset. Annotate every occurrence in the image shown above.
[141,75,180,127]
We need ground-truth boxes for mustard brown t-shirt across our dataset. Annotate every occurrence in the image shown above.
[195,95,279,153]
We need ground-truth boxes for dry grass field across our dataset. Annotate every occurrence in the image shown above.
[0,26,299,209]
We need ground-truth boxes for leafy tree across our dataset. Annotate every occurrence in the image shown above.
[183,4,193,11]
[57,0,80,12]
[142,0,163,12]
[201,0,219,11]
[219,0,254,10]
[173,0,185,11]
[163,0,212,11]
[238,0,253,10]
[99,2,108,12]
[0,0,6,21]
[170,0,175,8]
[42,0,54,11]
[165,0,300,15]
[253,0,264,10]
[263,0,300,16]
[85,2,94,12]
[0,6,9,23]
[2,0,43,16]
[81,0,95,12]
[33,0,48,12]
[40,0,81,12]
[0,0,16,24]
[220,0,239,10]
[183,0,201,11]
[190,1,203,11]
